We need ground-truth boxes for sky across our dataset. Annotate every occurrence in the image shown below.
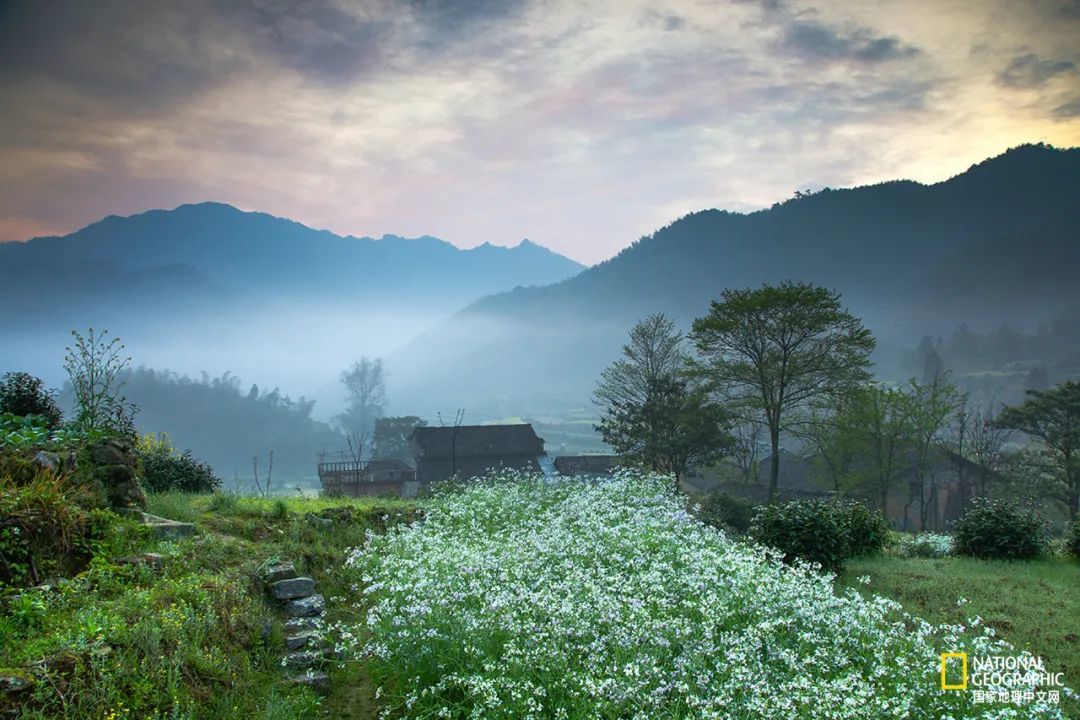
[1,0,1078,264]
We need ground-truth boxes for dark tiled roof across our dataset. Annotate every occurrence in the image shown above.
[553,455,620,476]
[410,424,544,459]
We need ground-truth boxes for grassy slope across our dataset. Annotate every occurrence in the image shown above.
[2,492,418,719]
[839,555,1080,717]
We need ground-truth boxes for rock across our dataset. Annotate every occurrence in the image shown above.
[0,672,34,694]
[286,670,330,694]
[284,617,320,634]
[113,553,165,571]
[90,442,128,466]
[307,515,333,530]
[261,562,297,584]
[260,619,274,646]
[283,651,322,670]
[284,630,322,651]
[268,577,315,600]
[32,451,61,472]
[286,594,325,617]
[139,513,195,540]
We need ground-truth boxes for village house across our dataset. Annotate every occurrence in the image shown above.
[409,424,546,483]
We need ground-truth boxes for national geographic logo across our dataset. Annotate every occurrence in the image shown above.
[940,652,1066,706]
[941,653,968,690]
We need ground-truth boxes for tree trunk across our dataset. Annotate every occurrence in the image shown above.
[768,427,780,503]
[918,471,927,530]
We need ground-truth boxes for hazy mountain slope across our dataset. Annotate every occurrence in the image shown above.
[391,144,1080,413]
[0,203,585,421]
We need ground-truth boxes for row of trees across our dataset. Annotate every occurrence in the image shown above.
[594,282,1080,520]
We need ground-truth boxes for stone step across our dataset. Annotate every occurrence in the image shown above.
[284,630,323,651]
[268,576,315,600]
[284,617,320,634]
[286,594,325,618]
[286,670,330,694]
[261,562,297,584]
[283,651,323,670]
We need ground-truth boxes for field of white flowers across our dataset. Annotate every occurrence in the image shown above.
[338,471,1067,719]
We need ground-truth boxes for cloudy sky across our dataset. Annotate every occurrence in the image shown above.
[1,0,1078,263]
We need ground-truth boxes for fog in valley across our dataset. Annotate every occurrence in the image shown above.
[3,145,1079,489]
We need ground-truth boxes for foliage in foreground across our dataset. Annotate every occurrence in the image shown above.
[0,372,63,429]
[1,535,320,720]
[953,498,1047,560]
[339,471,1064,719]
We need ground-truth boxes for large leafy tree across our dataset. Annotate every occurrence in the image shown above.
[996,381,1080,519]
[691,282,875,502]
[595,314,732,487]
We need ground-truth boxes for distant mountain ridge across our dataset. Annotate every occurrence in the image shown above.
[390,143,1080,411]
[0,201,584,306]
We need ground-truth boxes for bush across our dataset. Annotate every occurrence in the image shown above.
[137,433,221,493]
[750,499,890,569]
[953,498,1047,560]
[1066,518,1080,559]
[838,500,891,557]
[897,532,953,558]
[0,372,62,428]
[751,499,849,570]
[697,492,755,534]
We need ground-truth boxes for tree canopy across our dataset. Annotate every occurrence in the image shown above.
[996,381,1080,518]
[691,282,875,501]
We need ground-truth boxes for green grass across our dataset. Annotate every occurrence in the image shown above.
[839,554,1080,717]
[2,491,420,719]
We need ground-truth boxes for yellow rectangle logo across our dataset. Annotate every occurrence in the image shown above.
[941,652,968,690]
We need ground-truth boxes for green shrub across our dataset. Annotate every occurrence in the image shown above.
[953,498,1047,560]
[0,372,62,429]
[137,434,221,493]
[897,532,954,558]
[838,500,891,557]
[1066,518,1080,559]
[751,499,849,571]
[697,492,755,534]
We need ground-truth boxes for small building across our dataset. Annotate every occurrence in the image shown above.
[554,455,620,477]
[409,424,545,483]
[317,456,419,498]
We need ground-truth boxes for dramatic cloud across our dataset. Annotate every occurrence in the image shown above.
[779,20,920,63]
[0,0,1078,262]
[997,53,1076,88]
